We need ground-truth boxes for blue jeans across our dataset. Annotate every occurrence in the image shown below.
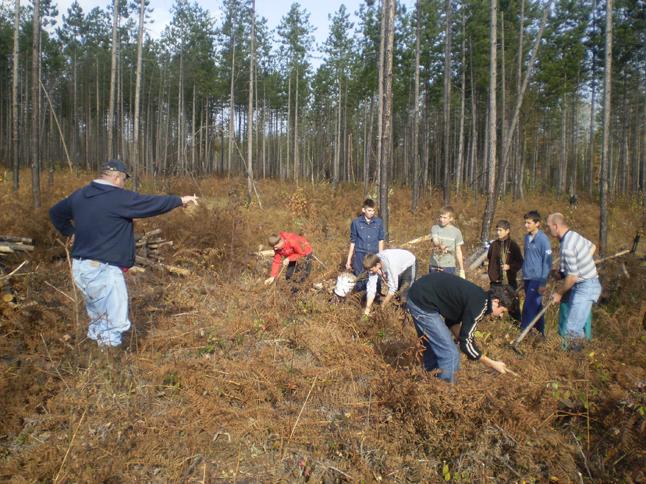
[429,265,456,275]
[72,259,131,347]
[560,278,601,340]
[521,280,545,334]
[407,298,460,383]
[352,249,377,292]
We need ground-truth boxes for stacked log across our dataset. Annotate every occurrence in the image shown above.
[0,235,34,255]
[134,229,189,276]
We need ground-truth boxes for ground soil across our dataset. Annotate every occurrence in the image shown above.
[0,173,645,482]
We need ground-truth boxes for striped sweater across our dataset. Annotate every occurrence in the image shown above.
[559,230,598,281]
[408,272,490,360]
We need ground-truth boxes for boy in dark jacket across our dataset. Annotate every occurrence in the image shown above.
[49,160,198,348]
[407,272,516,383]
[487,220,523,290]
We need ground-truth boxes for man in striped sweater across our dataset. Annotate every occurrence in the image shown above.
[546,213,602,347]
[407,272,515,383]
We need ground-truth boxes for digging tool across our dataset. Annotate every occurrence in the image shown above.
[594,232,640,265]
[510,299,555,356]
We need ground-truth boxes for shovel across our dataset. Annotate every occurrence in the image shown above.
[510,299,555,356]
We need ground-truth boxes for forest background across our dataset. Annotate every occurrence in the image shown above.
[1,0,645,249]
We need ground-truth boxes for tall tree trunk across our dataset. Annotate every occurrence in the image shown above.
[411,0,421,211]
[333,84,341,187]
[133,0,145,187]
[455,11,466,195]
[31,0,41,208]
[599,0,612,256]
[588,0,597,197]
[246,0,255,203]
[376,0,386,189]
[228,39,235,176]
[107,0,119,159]
[380,0,395,241]
[294,66,300,183]
[513,0,525,199]
[480,0,497,243]
[11,0,20,192]
[499,2,549,176]
[442,0,452,205]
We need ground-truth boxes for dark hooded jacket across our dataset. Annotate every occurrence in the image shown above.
[49,181,182,268]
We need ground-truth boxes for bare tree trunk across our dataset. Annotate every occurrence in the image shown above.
[513,0,525,198]
[599,0,612,256]
[380,0,395,241]
[133,0,145,187]
[411,0,421,211]
[30,0,41,208]
[107,0,119,159]
[480,0,497,243]
[294,65,300,183]
[12,0,20,192]
[456,11,466,195]
[285,74,291,181]
[442,0,452,205]
[247,0,255,203]
[376,0,386,189]
[499,3,549,174]
[228,39,235,176]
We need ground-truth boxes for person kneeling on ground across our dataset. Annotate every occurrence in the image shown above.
[363,249,416,316]
[407,272,515,383]
[49,159,199,348]
[264,232,313,287]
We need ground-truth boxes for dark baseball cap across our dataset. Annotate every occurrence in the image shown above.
[101,159,131,178]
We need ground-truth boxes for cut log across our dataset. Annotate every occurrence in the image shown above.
[135,228,162,241]
[0,235,33,244]
[0,242,33,252]
[135,255,190,277]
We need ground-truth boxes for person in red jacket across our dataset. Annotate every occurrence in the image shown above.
[264,232,313,286]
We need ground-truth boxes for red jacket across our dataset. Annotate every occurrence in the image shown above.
[271,232,313,277]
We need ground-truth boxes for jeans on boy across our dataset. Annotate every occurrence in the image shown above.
[407,298,460,383]
[521,280,545,334]
[561,277,601,339]
[72,259,131,347]
[429,266,456,275]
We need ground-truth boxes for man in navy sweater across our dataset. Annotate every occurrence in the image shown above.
[407,272,515,383]
[49,160,198,348]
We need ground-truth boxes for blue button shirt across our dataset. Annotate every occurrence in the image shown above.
[350,216,385,253]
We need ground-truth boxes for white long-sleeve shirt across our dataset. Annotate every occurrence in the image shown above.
[366,249,416,298]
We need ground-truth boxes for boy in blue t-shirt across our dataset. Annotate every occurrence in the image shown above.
[521,211,552,334]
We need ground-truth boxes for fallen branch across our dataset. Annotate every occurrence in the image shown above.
[400,234,431,248]
[0,261,29,281]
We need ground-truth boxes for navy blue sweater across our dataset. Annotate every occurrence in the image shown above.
[49,181,182,268]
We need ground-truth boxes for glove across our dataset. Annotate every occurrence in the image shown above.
[458,269,466,279]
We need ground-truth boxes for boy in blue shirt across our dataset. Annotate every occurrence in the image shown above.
[521,211,552,334]
[345,199,385,291]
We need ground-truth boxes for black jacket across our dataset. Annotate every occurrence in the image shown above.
[408,272,491,360]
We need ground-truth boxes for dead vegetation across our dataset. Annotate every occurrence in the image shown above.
[0,173,645,482]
